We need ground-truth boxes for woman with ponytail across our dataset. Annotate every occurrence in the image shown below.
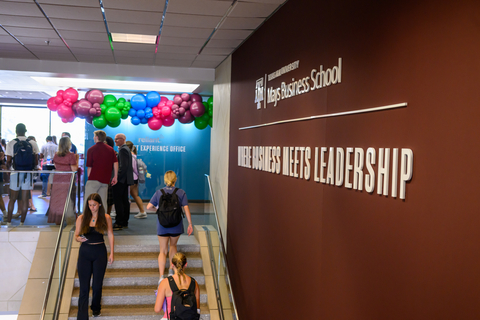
[154,252,200,319]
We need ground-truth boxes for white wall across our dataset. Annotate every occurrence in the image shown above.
[211,56,231,250]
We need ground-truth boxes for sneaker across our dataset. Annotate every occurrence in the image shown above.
[20,222,24,226]
[92,311,101,317]
[110,212,116,218]
[134,212,147,219]
[12,213,21,219]
[1,221,11,226]
[38,195,47,199]
[112,223,123,230]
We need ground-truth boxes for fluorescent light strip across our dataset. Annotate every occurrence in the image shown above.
[31,77,199,93]
[0,102,47,107]
[112,33,156,44]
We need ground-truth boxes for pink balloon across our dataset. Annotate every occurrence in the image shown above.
[76,99,93,117]
[47,97,58,111]
[63,87,79,103]
[147,117,162,130]
[89,108,97,116]
[190,93,202,102]
[161,106,171,117]
[166,100,174,107]
[158,101,166,108]
[178,110,194,124]
[160,96,169,103]
[163,115,175,127]
[173,95,183,105]
[62,118,68,123]
[190,101,205,117]
[181,93,190,101]
[57,103,74,119]
[67,115,75,123]
[85,89,104,104]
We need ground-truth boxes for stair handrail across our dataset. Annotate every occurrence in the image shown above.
[205,174,239,320]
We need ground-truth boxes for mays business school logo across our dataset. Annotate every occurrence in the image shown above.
[255,58,342,109]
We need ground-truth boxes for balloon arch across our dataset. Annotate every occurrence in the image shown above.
[47,88,213,131]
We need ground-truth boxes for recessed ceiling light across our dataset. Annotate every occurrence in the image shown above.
[31,77,199,93]
[111,33,157,44]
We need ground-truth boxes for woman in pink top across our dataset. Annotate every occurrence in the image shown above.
[47,137,78,225]
[154,252,200,319]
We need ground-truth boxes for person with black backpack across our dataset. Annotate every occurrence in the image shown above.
[146,171,194,283]
[154,252,200,320]
[1,123,39,226]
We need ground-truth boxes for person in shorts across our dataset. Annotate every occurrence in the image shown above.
[2,123,39,226]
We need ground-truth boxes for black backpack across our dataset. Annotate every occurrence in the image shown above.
[168,276,200,320]
[157,188,184,228]
[13,138,35,170]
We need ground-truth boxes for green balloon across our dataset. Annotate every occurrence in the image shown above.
[208,104,213,117]
[194,117,208,130]
[207,96,213,108]
[200,112,210,122]
[125,101,131,109]
[100,104,107,114]
[121,112,129,119]
[208,116,212,128]
[92,115,107,129]
[104,94,117,107]
[118,97,126,103]
[116,101,125,110]
[105,107,121,122]
[203,102,208,108]
[107,119,121,128]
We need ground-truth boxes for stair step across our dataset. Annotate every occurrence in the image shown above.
[74,272,205,287]
[108,243,200,254]
[109,256,203,270]
[68,305,210,320]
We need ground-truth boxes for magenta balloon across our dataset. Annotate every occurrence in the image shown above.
[160,96,169,103]
[179,101,188,109]
[178,107,185,115]
[62,118,68,124]
[47,97,58,111]
[86,89,104,104]
[172,104,179,110]
[181,93,190,101]
[63,87,79,102]
[162,106,171,117]
[57,103,74,119]
[190,101,205,117]
[166,100,174,107]
[158,101,166,108]
[147,117,162,130]
[178,110,194,124]
[76,99,93,117]
[163,115,175,127]
[190,93,202,102]
[171,112,179,119]
[173,95,182,105]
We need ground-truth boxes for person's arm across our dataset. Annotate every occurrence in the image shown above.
[69,154,78,171]
[111,162,118,185]
[154,280,167,313]
[183,205,193,236]
[146,202,156,211]
[106,214,114,264]
[6,155,12,169]
[74,215,87,243]
[195,280,200,313]
[87,167,91,177]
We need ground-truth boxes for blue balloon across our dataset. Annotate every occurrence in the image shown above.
[145,112,153,119]
[146,91,161,108]
[128,109,137,117]
[130,94,147,110]
[131,116,141,125]
[140,117,148,124]
[136,109,146,119]
[145,107,152,114]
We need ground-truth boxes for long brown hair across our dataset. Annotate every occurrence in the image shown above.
[172,252,187,285]
[80,193,107,235]
[56,137,71,157]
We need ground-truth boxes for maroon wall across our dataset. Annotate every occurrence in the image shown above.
[227,0,480,319]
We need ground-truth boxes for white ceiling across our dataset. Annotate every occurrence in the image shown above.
[0,0,286,101]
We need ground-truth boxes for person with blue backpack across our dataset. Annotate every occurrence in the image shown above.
[146,171,194,283]
[1,123,39,226]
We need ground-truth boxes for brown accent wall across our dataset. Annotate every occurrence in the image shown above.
[227,0,480,319]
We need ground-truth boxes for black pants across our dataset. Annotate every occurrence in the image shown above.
[77,243,108,320]
[113,181,130,226]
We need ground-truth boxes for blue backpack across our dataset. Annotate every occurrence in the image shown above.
[13,138,35,170]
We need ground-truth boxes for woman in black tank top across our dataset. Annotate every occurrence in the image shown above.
[74,193,114,319]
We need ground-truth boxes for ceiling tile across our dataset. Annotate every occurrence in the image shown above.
[70,47,113,56]
[60,30,107,42]
[65,39,111,50]
[2,27,58,39]
[112,42,156,52]
[239,0,286,4]
[201,47,233,55]
[155,52,197,60]
[114,50,155,59]
[154,59,195,67]
[206,38,243,48]
[159,36,206,47]
[40,4,104,22]
[104,8,162,25]
[212,28,254,39]
[108,22,159,35]
[0,15,52,28]
[0,43,31,52]
[33,52,76,61]
[15,36,64,47]
[0,1,43,17]
[163,13,222,29]
[167,0,232,16]
[156,45,200,55]
[230,2,280,18]
[102,0,165,12]
[50,18,106,33]
[196,54,228,62]
[0,35,18,44]
[75,54,115,63]
[221,16,263,29]
[161,26,213,39]
[27,45,74,55]
[36,0,100,7]
[192,60,221,68]
[115,56,155,66]
[0,51,37,59]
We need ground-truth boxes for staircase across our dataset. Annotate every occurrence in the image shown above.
[68,235,211,319]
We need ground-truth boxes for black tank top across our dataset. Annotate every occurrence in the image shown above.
[83,226,104,244]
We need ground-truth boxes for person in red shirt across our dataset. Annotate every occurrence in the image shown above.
[84,130,118,209]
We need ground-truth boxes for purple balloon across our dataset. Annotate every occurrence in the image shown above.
[172,104,179,111]
[171,112,179,119]
[190,93,202,102]
[85,116,93,124]
[180,101,189,109]
[178,107,185,115]
[86,89,104,104]
[173,95,183,105]
[178,110,194,124]
[76,99,93,117]
[181,93,190,101]
[190,101,205,117]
